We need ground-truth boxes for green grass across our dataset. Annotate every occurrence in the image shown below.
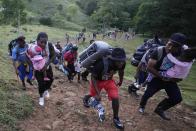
[0,80,33,130]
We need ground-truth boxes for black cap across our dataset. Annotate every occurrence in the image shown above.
[110,48,126,61]
[170,33,188,45]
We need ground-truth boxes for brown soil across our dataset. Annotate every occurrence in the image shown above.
[19,68,196,131]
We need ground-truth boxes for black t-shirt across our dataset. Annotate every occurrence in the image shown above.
[148,47,167,70]
[91,58,126,80]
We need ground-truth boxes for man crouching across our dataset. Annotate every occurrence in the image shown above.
[83,48,126,129]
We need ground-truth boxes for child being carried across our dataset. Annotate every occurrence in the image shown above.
[27,44,50,81]
[147,48,196,82]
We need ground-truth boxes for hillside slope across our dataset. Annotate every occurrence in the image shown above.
[22,0,88,30]
[18,68,196,131]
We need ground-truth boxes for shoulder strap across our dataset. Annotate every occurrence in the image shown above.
[48,42,53,51]
[16,45,20,57]
[157,46,164,61]
[48,42,55,57]
[102,57,109,80]
[103,57,109,75]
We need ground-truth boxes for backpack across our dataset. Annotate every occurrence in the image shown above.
[62,43,73,55]
[141,46,164,65]
[8,39,17,56]
[79,41,112,69]
[79,41,126,80]
[131,38,163,67]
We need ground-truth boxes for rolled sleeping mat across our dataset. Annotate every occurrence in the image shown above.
[81,49,112,68]
[79,41,112,66]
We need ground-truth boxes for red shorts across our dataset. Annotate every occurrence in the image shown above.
[89,79,118,100]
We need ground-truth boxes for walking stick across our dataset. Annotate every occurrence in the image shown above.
[16,73,20,84]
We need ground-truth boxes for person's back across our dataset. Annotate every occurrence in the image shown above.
[64,50,77,64]
[12,43,28,63]
[91,58,125,81]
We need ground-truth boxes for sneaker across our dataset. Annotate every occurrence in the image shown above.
[44,77,50,81]
[113,117,124,129]
[44,90,50,98]
[83,95,90,108]
[27,79,33,85]
[138,107,145,114]
[154,107,171,121]
[97,104,105,122]
[39,97,44,106]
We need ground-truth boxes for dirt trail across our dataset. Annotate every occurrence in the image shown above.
[19,68,196,131]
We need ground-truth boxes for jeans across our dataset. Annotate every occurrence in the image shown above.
[140,78,182,111]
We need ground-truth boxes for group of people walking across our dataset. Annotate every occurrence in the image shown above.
[9,32,195,130]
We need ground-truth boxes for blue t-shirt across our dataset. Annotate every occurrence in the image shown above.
[12,45,28,63]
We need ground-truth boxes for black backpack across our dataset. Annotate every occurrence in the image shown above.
[8,39,17,56]
[131,38,163,67]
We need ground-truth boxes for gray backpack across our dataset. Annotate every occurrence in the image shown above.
[79,41,112,69]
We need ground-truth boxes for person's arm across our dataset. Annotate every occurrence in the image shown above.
[134,62,142,79]
[90,60,103,100]
[12,60,18,75]
[25,53,33,67]
[168,78,182,82]
[91,74,101,100]
[147,58,162,79]
[147,59,182,82]
[11,48,18,75]
[118,69,124,86]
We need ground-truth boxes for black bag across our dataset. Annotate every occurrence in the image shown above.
[131,38,163,67]
[8,39,17,56]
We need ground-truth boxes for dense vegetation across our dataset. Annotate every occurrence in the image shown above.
[77,0,196,45]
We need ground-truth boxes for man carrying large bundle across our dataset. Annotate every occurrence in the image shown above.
[81,41,126,129]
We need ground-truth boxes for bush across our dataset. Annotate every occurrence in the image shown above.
[39,17,53,26]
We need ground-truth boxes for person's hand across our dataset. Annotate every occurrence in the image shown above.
[117,81,122,86]
[161,77,182,83]
[15,69,19,75]
[64,61,68,67]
